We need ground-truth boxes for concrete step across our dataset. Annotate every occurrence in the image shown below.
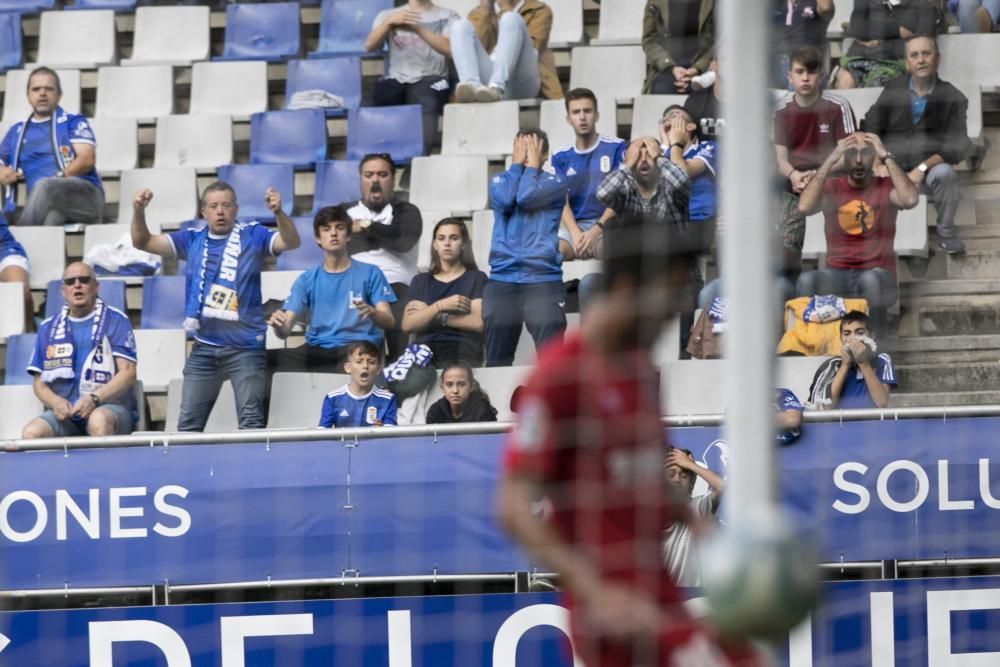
[942,249,1000,279]
[901,278,1000,297]
[958,222,1000,239]
[890,390,1000,407]
[895,361,1000,393]
[889,333,1000,353]
[892,348,1000,366]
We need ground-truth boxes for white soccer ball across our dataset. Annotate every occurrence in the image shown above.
[699,506,819,639]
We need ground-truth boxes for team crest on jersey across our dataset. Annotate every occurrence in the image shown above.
[74,121,94,140]
[600,155,611,173]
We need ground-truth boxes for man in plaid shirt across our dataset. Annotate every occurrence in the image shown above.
[597,136,691,231]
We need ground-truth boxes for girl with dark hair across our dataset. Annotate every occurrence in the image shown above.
[425,362,498,424]
[402,218,488,367]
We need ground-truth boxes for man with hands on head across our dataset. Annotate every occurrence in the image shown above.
[597,135,691,229]
[131,183,300,432]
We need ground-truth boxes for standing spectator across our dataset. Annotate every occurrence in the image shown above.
[0,68,103,227]
[482,129,567,366]
[339,153,422,360]
[269,206,397,373]
[662,446,724,587]
[131,183,301,431]
[550,88,625,262]
[425,361,499,423]
[684,56,724,139]
[318,341,398,428]
[661,104,718,247]
[956,0,998,32]
[642,0,716,94]
[450,0,562,103]
[796,133,919,337]
[22,262,137,438]
[402,218,487,367]
[0,219,33,331]
[835,0,941,89]
[808,310,896,409]
[770,0,835,88]
[365,1,459,155]
[861,35,971,254]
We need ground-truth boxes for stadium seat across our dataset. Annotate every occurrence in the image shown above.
[268,372,349,428]
[275,217,324,270]
[140,274,186,330]
[592,0,645,45]
[66,0,136,8]
[432,0,474,13]
[570,46,646,102]
[408,156,489,214]
[154,115,233,171]
[827,0,853,37]
[629,94,687,140]
[36,9,115,68]
[547,0,584,47]
[116,167,198,227]
[189,61,269,118]
[830,87,882,125]
[4,332,33,384]
[82,222,161,276]
[284,57,362,117]
[261,270,303,304]
[0,385,43,439]
[310,0,393,58]
[9,226,64,289]
[249,109,328,168]
[345,105,424,163]
[95,65,174,120]
[1,68,80,123]
[44,277,126,319]
[441,101,520,157]
[0,0,53,11]
[939,35,1000,91]
[311,160,361,213]
[562,258,601,283]
[0,13,22,72]
[87,116,138,174]
[220,2,300,62]
[470,209,494,273]
[164,378,239,433]
[134,329,185,393]
[123,6,210,66]
[540,96,618,152]
[217,163,295,221]
[0,283,25,340]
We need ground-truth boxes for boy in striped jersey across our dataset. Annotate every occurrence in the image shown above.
[318,340,398,428]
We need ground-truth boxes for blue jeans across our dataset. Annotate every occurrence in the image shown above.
[957,0,1000,31]
[178,342,267,431]
[448,13,541,99]
[483,280,566,366]
[796,267,897,338]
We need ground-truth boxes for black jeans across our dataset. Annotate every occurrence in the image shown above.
[372,76,450,156]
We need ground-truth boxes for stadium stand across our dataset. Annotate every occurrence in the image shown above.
[629,94,688,140]
[116,167,198,227]
[189,60,268,117]
[82,221,161,276]
[591,0,645,46]
[122,5,210,66]
[268,372,349,428]
[3,332,33,383]
[87,116,138,174]
[133,329,186,393]
[345,105,424,163]
[219,2,301,62]
[569,45,646,101]
[470,209,494,272]
[546,0,584,48]
[94,65,174,120]
[0,0,53,11]
[249,109,328,168]
[9,226,64,289]
[0,13,22,72]
[310,0,393,58]
[65,0,136,9]
[216,163,295,221]
[284,56,363,117]
[44,276,125,318]
[0,385,42,439]
[35,8,115,68]
[938,34,1000,91]
[310,160,361,213]
[154,114,233,172]
[441,101,521,157]
[409,155,489,215]
[139,274,186,330]
[0,283,25,341]
[1,67,80,122]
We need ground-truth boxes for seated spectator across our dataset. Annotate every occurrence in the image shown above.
[270,206,397,373]
[402,218,487,367]
[318,341,398,428]
[132,183,301,432]
[0,68,103,226]
[425,361,499,423]
[796,133,919,337]
[770,0,835,88]
[662,446,723,586]
[661,104,718,249]
[22,262,137,438]
[775,387,804,444]
[808,310,895,408]
[365,1,459,155]
[482,129,568,366]
[642,0,715,94]
[550,88,624,262]
[339,154,421,360]
[0,219,33,331]
[450,0,562,102]
[835,0,941,89]
[684,55,724,139]
[955,0,998,32]
[861,35,971,255]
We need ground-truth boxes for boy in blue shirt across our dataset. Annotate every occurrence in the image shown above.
[319,341,398,428]
[809,311,896,410]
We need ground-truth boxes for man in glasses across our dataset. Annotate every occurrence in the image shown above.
[22,262,138,438]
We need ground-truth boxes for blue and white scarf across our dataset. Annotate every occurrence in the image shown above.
[2,106,71,214]
[40,297,115,395]
[802,295,847,323]
[183,222,246,333]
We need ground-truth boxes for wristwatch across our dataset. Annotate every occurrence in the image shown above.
[89,393,102,406]
[917,162,929,174]
[881,152,897,163]
[359,218,372,231]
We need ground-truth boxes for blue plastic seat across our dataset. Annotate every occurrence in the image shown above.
[285,57,361,117]
[0,1,54,13]
[249,110,328,168]
[140,274,187,330]
[276,217,325,271]
[309,0,392,57]
[0,13,21,71]
[219,3,300,62]
[65,0,137,9]
[44,279,126,319]
[217,163,295,222]
[312,160,360,212]
[4,333,36,385]
[346,105,424,163]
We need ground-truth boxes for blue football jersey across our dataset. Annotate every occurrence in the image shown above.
[318,384,398,428]
[550,136,626,221]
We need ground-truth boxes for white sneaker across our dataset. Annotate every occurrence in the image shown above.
[475,84,503,103]
[455,81,478,103]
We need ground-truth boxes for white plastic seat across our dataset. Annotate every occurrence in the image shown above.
[409,156,489,215]
[189,61,268,118]
[570,46,646,102]
[83,221,162,261]
[938,35,1000,91]
[86,116,138,174]
[833,87,883,125]
[441,101,520,157]
[9,226,65,289]
[562,259,601,282]
[154,115,233,171]
[470,209,494,273]
[548,0,584,47]
[36,10,115,68]
[95,65,174,120]
[629,94,687,140]
[827,0,853,37]
[541,96,619,153]
[116,167,198,227]
[268,372,350,428]
[801,213,825,261]
[134,329,186,393]
[164,378,239,433]
[592,0,645,45]
[1,68,81,123]
[955,82,983,141]
[432,0,475,14]
[0,282,25,340]
[262,270,304,350]
[0,385,44,439]
[123,6,210,66]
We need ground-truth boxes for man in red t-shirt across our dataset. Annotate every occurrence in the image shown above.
[795,132,919,337]
[497,220,760,667]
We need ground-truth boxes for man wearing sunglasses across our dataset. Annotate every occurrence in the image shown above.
[22,262,138,439]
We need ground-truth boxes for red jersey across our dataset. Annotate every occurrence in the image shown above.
[823,175,898,276]
[773,92,856,174]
